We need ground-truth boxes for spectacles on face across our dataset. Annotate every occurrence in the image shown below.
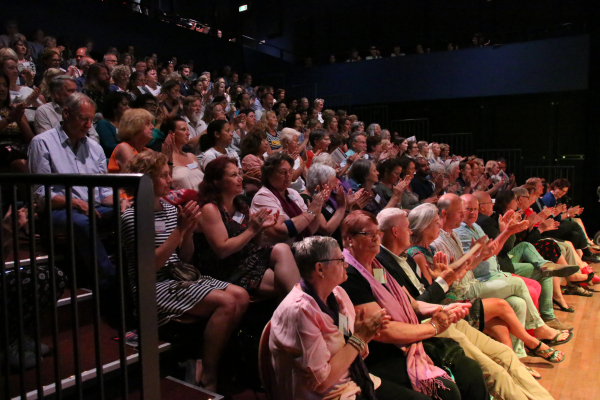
[353,230,381,239]
[318,258,347,266]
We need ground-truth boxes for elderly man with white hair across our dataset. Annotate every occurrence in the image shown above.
[376,208,555,400]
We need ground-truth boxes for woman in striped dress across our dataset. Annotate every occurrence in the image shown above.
[122,150,249,392]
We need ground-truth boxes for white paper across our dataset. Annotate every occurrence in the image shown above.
[331,148,347,164]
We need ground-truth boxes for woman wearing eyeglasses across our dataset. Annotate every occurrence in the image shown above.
[340,211,488,400]
[270,236,396,400]
[250,152,328,247]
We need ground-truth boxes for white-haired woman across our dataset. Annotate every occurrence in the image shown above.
[366,123,380,137]
[301,164,347,244]
[280,127,306,192]
[270,236,392,400]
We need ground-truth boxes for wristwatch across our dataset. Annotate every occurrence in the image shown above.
[306,210,316,217]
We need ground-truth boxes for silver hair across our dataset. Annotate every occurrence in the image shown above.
[430,163,445,175]
[312,153,337,168]
[306,164,336,194]
[408,203,439,244]
[380,129,391,140]
[293,236,340,279]
[377,208,408,232]
[63,92,96,114]
[366,123,380,136]
[512,187,529,198]
[49,75,76,94]
[280,128,300,148]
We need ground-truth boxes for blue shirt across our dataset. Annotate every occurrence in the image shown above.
[454,222,508,282]
[28,126,112,205]
[541,191,557,208]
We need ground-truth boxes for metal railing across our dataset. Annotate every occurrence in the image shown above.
[0,174,158,400]
[351,105,389,127]
[320,94,353,114]
[288,83,317,102]
[389,118,430,141]
[431,133,473,158]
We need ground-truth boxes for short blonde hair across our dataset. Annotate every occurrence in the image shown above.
[260,110,276,125]
[118,109,154,141]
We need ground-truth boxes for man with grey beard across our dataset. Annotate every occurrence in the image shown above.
[182,96,207,155]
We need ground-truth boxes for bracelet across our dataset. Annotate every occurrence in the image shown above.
[306,210,316,217]
[348,335,366,352]
[430,321,438,336]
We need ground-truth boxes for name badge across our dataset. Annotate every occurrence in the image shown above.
[325,205,335,214]
[155,220,166,233]
[363,154,370,159]
[187,162,198,170]
[374,194,382,204]
[373,268,387,284]
[232,211,245,224]
[338,313,349,336]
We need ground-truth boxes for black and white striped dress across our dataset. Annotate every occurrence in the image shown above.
[121,201,229,326]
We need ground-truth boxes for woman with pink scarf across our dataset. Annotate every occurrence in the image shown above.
[340,211,489,400]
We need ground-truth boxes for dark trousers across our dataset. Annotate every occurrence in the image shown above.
[542,219,587,249]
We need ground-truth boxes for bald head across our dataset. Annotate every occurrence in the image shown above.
[460,194,479,226]
[438,193,464,231]
[473,191,494,217]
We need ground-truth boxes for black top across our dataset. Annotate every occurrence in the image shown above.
[476,213,515,273]
[340,265,405,366]
[410,177,434,200]
[375,247,446,304]
[300,194,343,246]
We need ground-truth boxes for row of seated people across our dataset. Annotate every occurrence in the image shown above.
[5,87,598,398]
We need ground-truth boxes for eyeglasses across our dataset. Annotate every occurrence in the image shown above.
[353,230,381,239]
[319,258,347,265]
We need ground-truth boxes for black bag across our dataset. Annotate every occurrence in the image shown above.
[422,337,465,370]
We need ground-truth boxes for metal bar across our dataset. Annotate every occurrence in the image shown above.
[88,188,105,400]
[0,187,11,400]
[114,189,129,400]
[45,185,62,399]
[65,187,83,399]
[27,188,44,400]
[11,186,26,399]
[135,176,160,400]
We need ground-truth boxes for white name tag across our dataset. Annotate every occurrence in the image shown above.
[374,194,382,204]
[325,205,335,214]
[155,220,166,232]
[373,268,387,284]
[338,313,349,336]
[232,211,245,224]
[187,162,198,170]
[363,154,369,159]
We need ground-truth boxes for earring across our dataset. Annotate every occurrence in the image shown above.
[320,274,325,278]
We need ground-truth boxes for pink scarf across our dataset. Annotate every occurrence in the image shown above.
[343,248,451,398]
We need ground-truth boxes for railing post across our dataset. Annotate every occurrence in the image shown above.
[134,175,160,400]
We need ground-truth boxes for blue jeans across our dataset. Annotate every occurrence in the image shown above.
[51,206,115,290]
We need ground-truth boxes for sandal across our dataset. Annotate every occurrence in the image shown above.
[525,366,542,380]
[553,299,575,313]
[540,330,573,347]
[563,284,593,297]
[570,272,595,285]
[526,341,565,363]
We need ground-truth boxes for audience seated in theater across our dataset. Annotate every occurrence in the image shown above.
[34,48,60,86]
[82,63,110,111]
[107,108,153,173]
[339,210,489,400]
[127,71,147,98]
[439,143,450,161]
[345,159,401,216]
[397,157,420,210]
[427,142,442,165]
[0,71,33,173]
[300,164,348,243]
[144,68,161,96]
[279,128,306,192]
[111,64,130,93]
[160,117,204,190]
[405,139,419,158]
[270,235,398,400]
[436,193,573,357]
[200,119,240,171]
[194,156,299,298]
[377,207,561,389]
[323,116,338,136]
[159,79,182,119]
[130,93,165,151]
[178,64,191,96]
[250,152,327,246]
[122,150,248,392]
[345,132,367,161]
[410,157,444,202]
[11,36,35,81]
[28,93,118,292]
[394,136,409,157]
[2,49,43,121]
[75,56,95,91]
[417,141,429,158]
[34,75,71,132]
[261,110,281,151]
[373,158,410,208]
[273,101,288,130]
[180,95,206,155]
[38,67,62,103]
[96,91,131,157]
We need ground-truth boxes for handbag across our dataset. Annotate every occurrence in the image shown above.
[165,262,207,291]
[422,336,465,371]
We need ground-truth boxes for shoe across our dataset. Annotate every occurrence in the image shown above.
[553,299,575,313]
[9,343,37,371]
[582,255,600,263]
[23,335,51,357]
[539,263,579,278]
[543,317,574,332]
[525,366,542,379]
[526,341,565,363]
[540,329,574,346]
